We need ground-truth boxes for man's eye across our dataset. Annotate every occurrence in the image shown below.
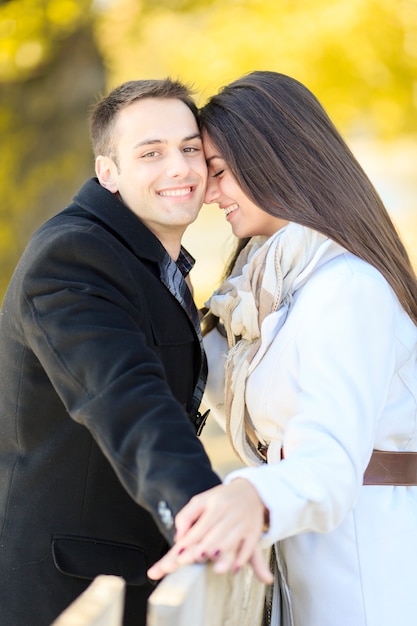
[142,151,159,158]
[212,169,224,178]
[183,146,199,153]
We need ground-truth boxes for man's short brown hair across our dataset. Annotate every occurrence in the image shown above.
[89,78,197,159]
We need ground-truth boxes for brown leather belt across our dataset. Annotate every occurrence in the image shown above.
[257,445,417,485]
[363,450,417,485]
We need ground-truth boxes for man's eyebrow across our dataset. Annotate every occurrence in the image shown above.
[133,139,163,149]
[184,133,202,142]
[133,133,202,149]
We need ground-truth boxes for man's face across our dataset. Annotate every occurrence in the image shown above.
[96,98,207,250]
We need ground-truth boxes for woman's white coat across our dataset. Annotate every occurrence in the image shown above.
[203,246,417,626]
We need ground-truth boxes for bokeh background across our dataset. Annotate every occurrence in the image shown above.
[1,0,416,475]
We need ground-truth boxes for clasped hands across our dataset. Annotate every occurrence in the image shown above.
[147,478,274,585]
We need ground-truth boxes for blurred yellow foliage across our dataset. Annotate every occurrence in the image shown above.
[0,0,416,303]
[93,0,417,138]
[0,0,90,79]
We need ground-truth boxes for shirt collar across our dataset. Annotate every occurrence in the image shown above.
[177,246,195,278]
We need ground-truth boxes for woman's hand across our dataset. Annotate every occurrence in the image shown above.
[147,478,273,584]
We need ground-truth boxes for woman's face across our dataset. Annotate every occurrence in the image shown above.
[203,132,288,238]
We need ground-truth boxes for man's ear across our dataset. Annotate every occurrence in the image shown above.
[95,155,118,193]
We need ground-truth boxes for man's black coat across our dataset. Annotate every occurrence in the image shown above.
[0,178,220,626]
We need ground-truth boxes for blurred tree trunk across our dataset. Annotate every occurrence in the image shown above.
[0,23,106,300]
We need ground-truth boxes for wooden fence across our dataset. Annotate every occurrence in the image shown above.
[51,557,268,626]
[51,575,125,626]
[147,559,267,626]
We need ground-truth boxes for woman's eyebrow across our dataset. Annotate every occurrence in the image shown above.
[206,155,222,164]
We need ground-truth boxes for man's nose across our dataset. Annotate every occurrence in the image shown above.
[166,151,191,178]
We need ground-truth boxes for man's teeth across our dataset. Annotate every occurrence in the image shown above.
[225,204,238,216]
[159,188,191,197]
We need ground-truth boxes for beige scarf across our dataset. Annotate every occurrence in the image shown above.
[207,223,331,466]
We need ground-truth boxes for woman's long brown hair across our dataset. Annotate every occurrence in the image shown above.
[200,71,417,327]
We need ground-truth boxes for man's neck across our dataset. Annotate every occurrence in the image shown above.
[153,227,185,262]
[161,241,182,261]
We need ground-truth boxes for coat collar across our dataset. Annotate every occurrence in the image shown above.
[72,177,167,264]
[72,179,207,430]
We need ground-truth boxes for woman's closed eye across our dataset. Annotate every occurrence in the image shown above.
[212,169,225,178]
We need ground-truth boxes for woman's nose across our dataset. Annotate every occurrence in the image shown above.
[204,176,220,205]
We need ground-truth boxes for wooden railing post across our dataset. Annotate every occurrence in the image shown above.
[147,553,269,626]
[50,575,125,626]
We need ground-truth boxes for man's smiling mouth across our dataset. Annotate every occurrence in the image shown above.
[158,187,193,197]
